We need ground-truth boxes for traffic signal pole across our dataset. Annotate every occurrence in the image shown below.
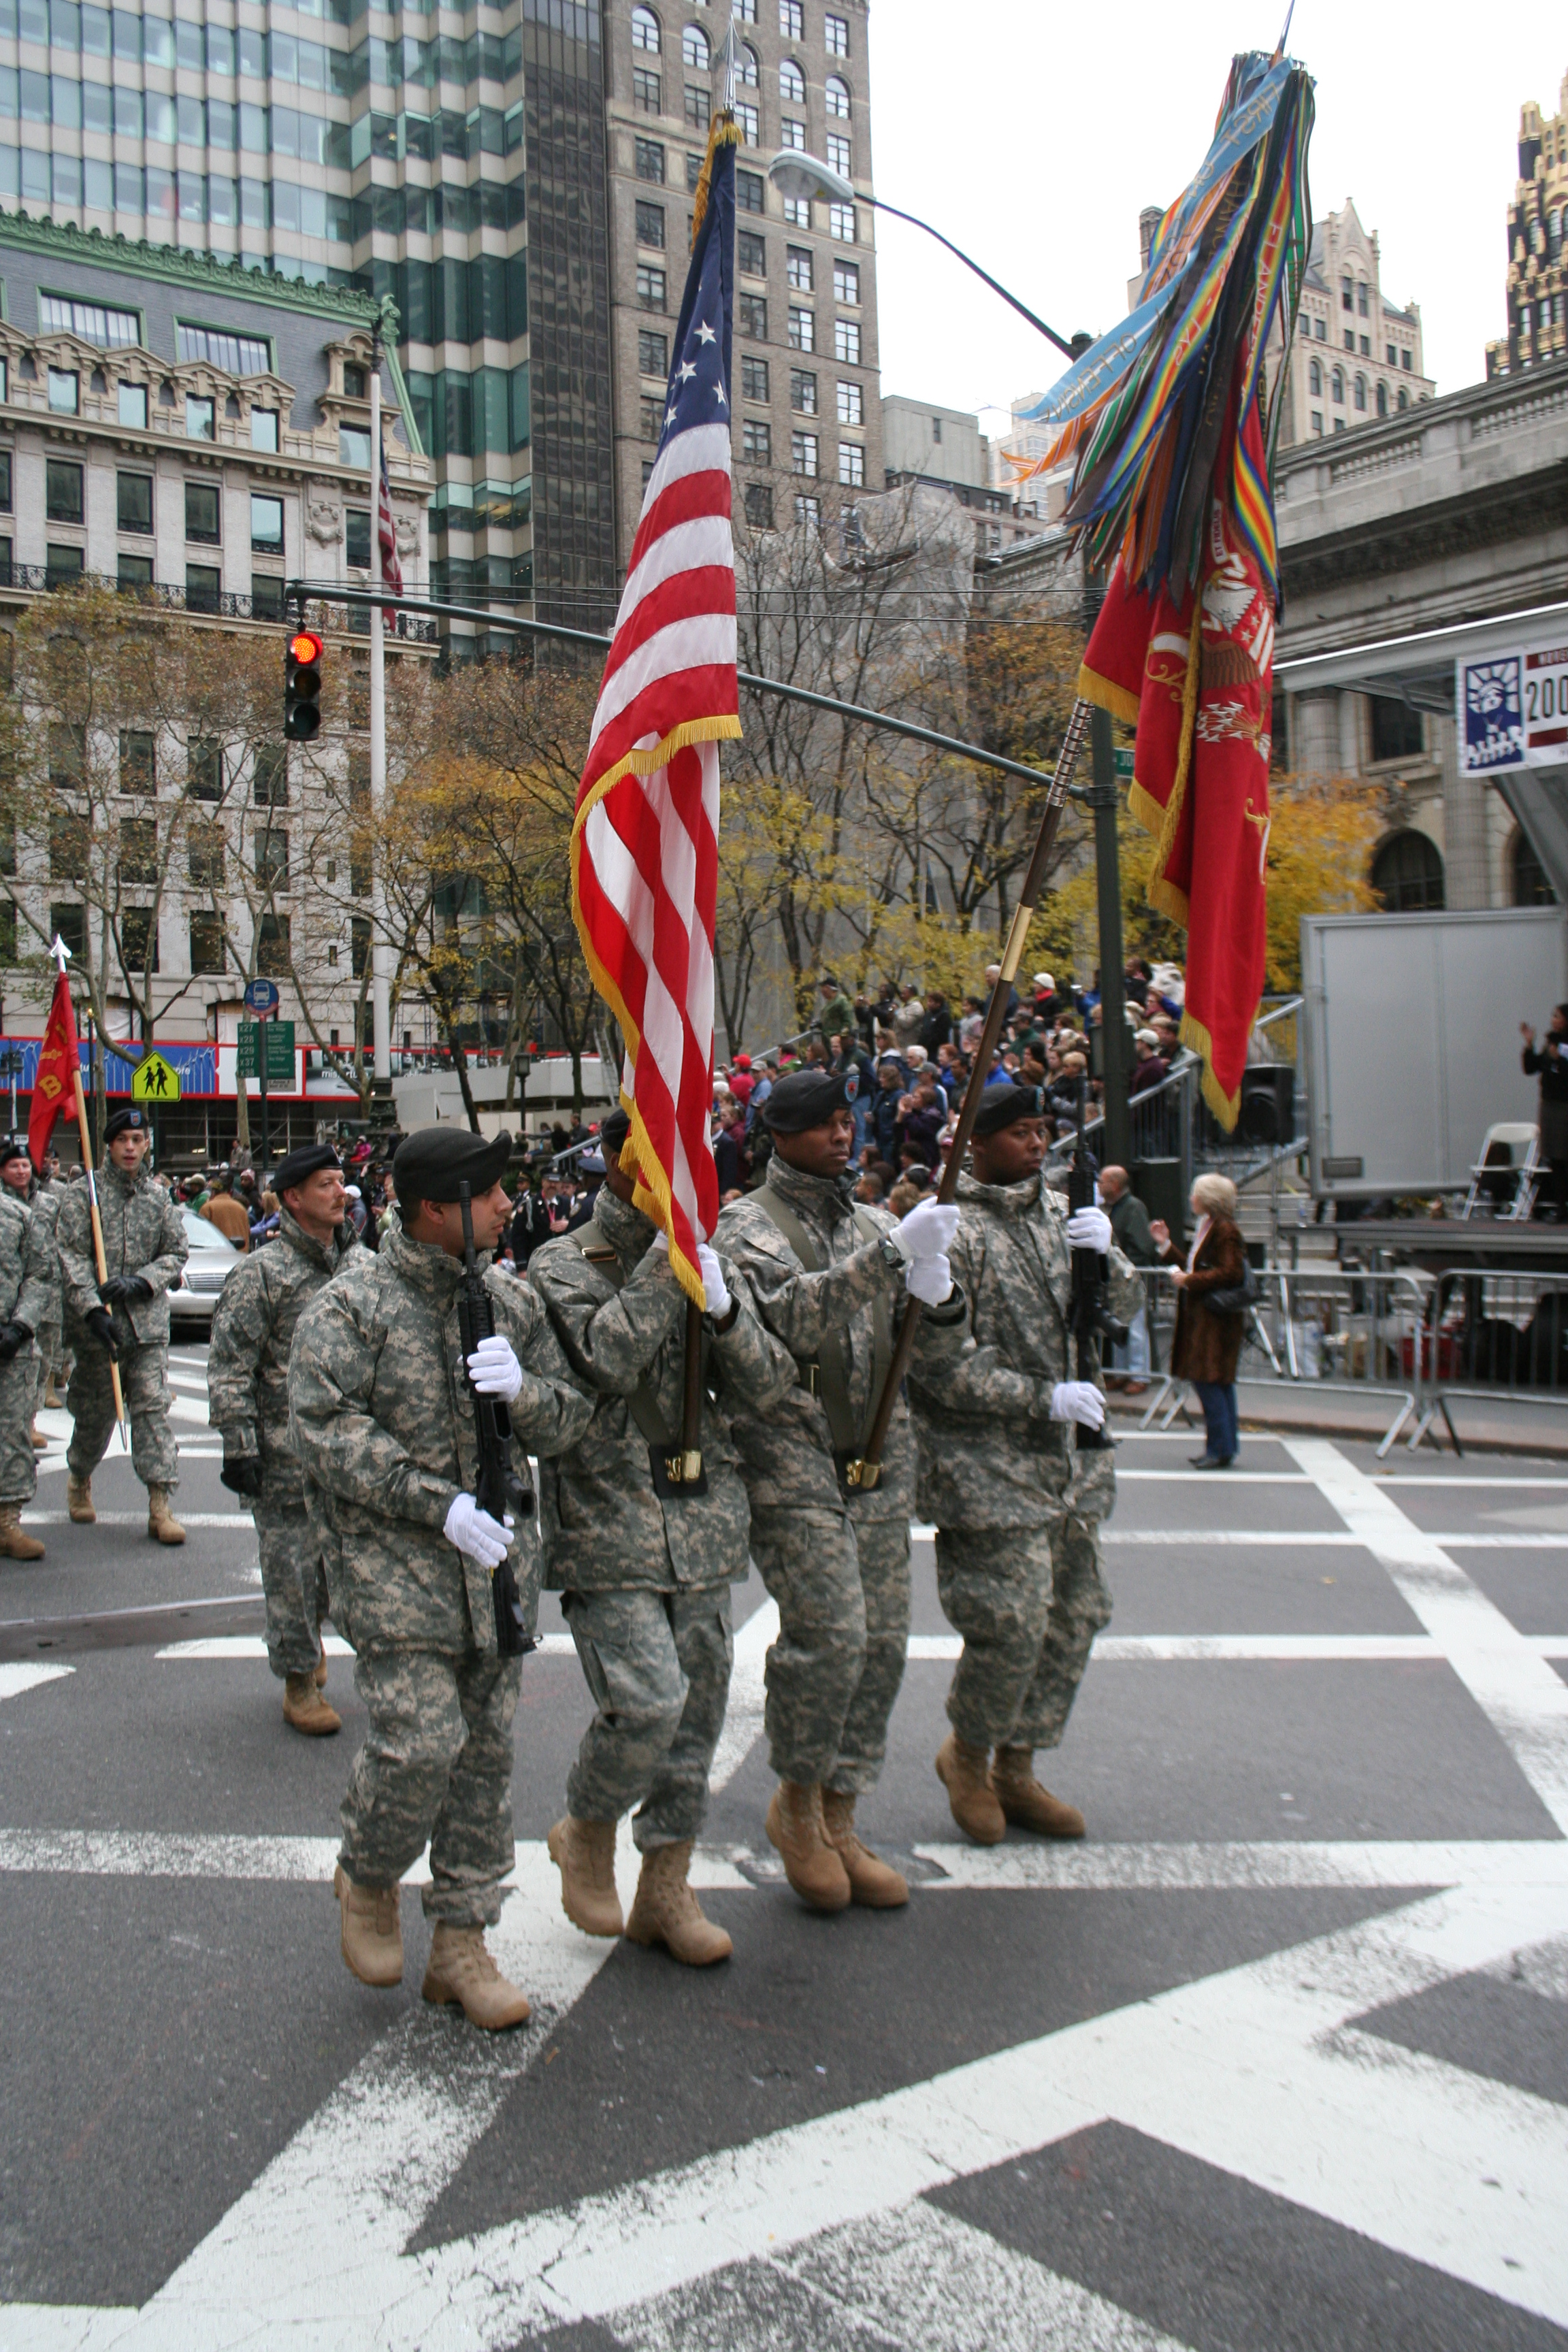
[369,316,392,1087]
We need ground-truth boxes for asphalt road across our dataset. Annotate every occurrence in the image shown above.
[1,1347,1565,2350]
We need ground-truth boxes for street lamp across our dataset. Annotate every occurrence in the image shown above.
[766,151,1083,359]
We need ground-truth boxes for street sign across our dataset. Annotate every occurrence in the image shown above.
[244,978,280,1013]
[1113,747,1134,780]
[131,1051,181,1103]
[237,1020,295,1080]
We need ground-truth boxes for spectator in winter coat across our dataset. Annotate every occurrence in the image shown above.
[918,992,953,1054]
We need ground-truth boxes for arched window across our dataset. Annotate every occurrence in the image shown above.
[1512,828,1556,906]
[1308,358,1322,395]
[1375,380,1388,416]
[1372,830,1445,913]
[1330,367,1344,403]
[736,40,759,84]
[632,5,660,52]
[825,74,850,118]
[779,56,805,103]
[1353,374,1367,411]
[682,22,708,67]
[1397,385,1409,410]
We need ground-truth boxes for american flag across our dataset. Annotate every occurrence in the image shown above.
[378,425,402,620]
[571,125,740,1303]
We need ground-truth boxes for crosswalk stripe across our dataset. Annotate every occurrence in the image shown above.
[0,1663,74,1703]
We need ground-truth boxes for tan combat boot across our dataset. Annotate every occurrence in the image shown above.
[282,1673,342,1736]
[820,1788,909,1908]
[31,1422,47,1452]
[935,1731,1007,1846]
[333,1864,404,1987]
[67,1475,95,1525]
[0,1503,44,1561]
[546,1815,624,1937]
[625,1841,733,1964]
[147,1486,186,1546]
[991,1746,1085,1839]
[421,1923,532,2029]
[44,1375,63,1409]
[764,1780,851,1912]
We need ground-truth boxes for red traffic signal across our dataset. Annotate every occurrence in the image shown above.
[288,630,323,666]
[284,625,323,742]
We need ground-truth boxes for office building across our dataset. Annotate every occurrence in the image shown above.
[1486,71,1568,378]
[1279,200,1433,442]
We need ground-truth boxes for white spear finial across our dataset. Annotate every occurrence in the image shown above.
[50,934,71,974]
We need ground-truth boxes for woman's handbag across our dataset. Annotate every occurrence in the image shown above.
[1206,1260,1260,1317]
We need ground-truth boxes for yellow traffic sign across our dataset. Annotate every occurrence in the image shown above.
[131,1051,181,1104]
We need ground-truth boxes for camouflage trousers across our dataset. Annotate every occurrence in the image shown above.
[935,1515,1111,1752]
[564,1584,734,1850]
[749,1505,910,1795]
[255,1495,330,1682]
[0,1345,39,1507]
[66,1337,178,1492]
[339,1645,522,1926]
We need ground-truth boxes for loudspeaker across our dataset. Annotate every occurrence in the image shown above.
[1239,1067,1294,1147]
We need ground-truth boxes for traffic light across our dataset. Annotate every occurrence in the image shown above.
[284,627,323,742]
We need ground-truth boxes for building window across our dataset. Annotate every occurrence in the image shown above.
[636,137,666,183]
[780,56,804,103]
[742,103,768,146]
[791,429,818,474]
[744,482,774,529]
[184,564,220,613]
[186,395,215,440]
[736,167,764,213]
[1307,359,1322,395]
[632,66,661,112]
[833,259,860,304]
[1401,349,1411,371]
[251,408,279,452]
[683,22,709,69]
[738,229,766,276]
[255,745,288,807]
[1385,343,1396,367]
[1371,830,1443,913]
[637,264,668,311]
[825,11,849,53]
[638,329,670,378]
[255,828,290,889]
[794,493,821,527]
[189,911,227,976]
[787,245,814,291]
[48,369,79,414]
[1341,275,1353,312]
[639,394,665,441]
[790,368,817,412]
[1358,335,1369,357]
[828,202,856,242]
[836,380,864,425]
[739,293,768,339]
[1512,829,1557,907]
[119,731,155,794]
[780,0,803,32]
[632,6,661,51]
[46,544,84,587]
[788,307,815,352]
[118,382,148,429]
[685,82,710,131]
[783,195,810,227]
[1375,380,1388,418]
[251,575,284,622]
[737,41,760,86]
[838,441,864,487]
[826,75,850,119]
[1330,368,1344,404]
[250,494,283,554]
[685,149,704,192]
[118,817,159,886]
[826,133,850,177]
[1357,281,1369,316]
[1352,374,1367,412]
[185,481,220,542]
[1369,696,1424,764]
[1343,328,1354,353]
[1310,410,1323,436]
[932,416,943,443]
[1314,316,1326,342]
[742,419,771,464]
[120,907,158,975]
[741,355,770,402]
[833,316,861,364]
[256,913,291,975]
[46,460,84,524]
[118,553,153,591]
[636,199,666,249]
[189,738,222,801]
[346,508,372,570]
[1298,313,1311,339]
[1396,387,1409,410]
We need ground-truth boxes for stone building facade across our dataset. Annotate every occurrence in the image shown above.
[1273,201,1433,446]
[1486,71,1568,380]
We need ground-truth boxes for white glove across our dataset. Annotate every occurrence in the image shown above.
[651,1228,670,1255]
[1049,1379,1107,1430]
[697,1242,732,1319]
[890,1196,960,1263]
[466,1334,523,1401]
[443,1492,514,1568]
[1066,1206,1113,1254]
[904,1253,953,1306]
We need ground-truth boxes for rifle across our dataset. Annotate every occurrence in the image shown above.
[1067,1076,1127,1452]
[457,1180,534,1656]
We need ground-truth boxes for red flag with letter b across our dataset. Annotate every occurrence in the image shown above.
[28,969,80,1171]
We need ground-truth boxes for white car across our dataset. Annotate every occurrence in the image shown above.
[168,1209,244,1333]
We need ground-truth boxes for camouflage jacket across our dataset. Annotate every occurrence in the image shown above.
[909,1168,1143,1531]
[715,1156,967,1522]
[207,1209,358,1507]
[287,1220,593,1656]
[55,1162,188,1348]
[0,1188,58,1342]
[24,1182,64,1341]
[529,1187,796,1593]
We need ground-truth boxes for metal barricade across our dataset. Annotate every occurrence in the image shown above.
[1414,1267,1568,1452]
[1133,1263,1432,1457]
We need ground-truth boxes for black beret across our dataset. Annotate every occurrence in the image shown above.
[973,1083,1047,1139]
[0,1134,30,1169]
[762,1066,860,1134]
[273,1143,342,1196]
[393,1124,513,1202]
[598,1107,632,1158]
[103,1106,147,1142]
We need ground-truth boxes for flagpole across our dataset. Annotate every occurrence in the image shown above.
[369,306,392,1089]
[51,938,127,1446]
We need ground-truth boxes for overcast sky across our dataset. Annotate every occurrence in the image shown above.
[866,3,1559,440]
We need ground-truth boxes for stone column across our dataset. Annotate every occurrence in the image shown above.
[1290,689,1342,778]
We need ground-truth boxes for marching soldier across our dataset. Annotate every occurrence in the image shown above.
[715,1068,967,1912]
[530,1107,795,1967]
[908,1084,1142,1843]
[54,1106,189,1543]
[208,1143,357,1740]
[0,1137,59,1450]
[289,1126,593,2031]
[0,1141,59,1561]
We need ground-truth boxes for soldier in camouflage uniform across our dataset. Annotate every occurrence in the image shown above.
[715,1068,968,1912]
[0,1137,58,1452]
[0,1143,59,1561]
[54,1107,189,1542]
[289,1125,593,2031]
[909,1084,1143,1844]
[530,1109,796,1966]
[22,1164,67,1426]
[208,1143,357,1740]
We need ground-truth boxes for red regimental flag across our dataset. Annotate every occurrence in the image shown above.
[28,969,80,1171]
[1081,390,1273,1128]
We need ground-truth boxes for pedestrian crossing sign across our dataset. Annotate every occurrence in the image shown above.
[131,1051,181,1103]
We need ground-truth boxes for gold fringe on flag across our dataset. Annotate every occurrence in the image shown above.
[690,111,742,248]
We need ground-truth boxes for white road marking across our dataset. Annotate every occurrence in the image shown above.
[1482,1929,1568,2002]
[913,1839,1568,1892]
[0,1663,74,1704]
[1373,1475,1568,1488]
[1115,1469,1315,1483]
[19,1512,253,1529]
[152,1633,580,1661]
[912,1632,1568,1663]
[1288,1439,1568,1834]
[0,1827,751,1891]
[1102,1526,1568,1546]
[708,1596,780,1791]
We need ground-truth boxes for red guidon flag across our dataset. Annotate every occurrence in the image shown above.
[1081,387,1275,1126]
[570,123,740,1303]
[28,964,80,1171]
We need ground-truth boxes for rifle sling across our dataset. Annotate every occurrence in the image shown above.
[749,1193,893,1477]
